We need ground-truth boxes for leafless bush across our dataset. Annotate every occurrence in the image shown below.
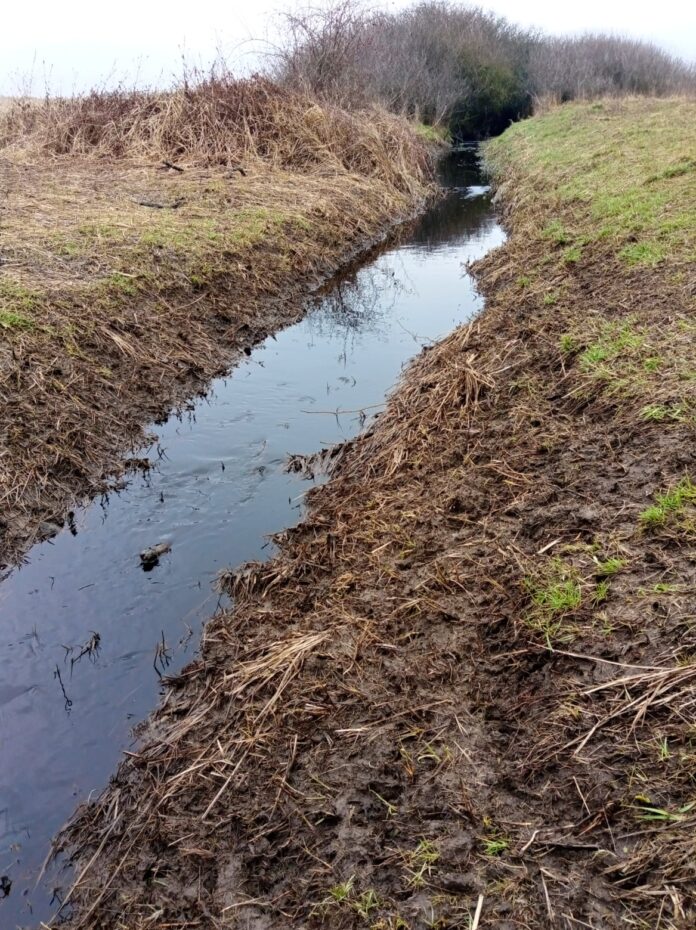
[530,34,696,102]
[272,0,695,137]
[273,1,536,131]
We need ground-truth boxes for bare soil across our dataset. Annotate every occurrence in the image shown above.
[53,100,696,929]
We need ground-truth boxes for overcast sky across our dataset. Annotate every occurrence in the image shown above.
[2,0,694,96]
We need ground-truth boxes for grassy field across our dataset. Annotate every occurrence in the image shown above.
[53,98,696,930]
[0,80,431,567]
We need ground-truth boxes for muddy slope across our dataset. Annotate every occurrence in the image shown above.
[55,99,696,929]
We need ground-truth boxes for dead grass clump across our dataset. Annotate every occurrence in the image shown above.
[0,76,431,194]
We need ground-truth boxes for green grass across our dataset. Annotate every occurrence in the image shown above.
[579,321,645,372]
[329,878,355,903]
[413,122,450,144]
[531,577,582,613]
[486,99,696,266]
[594,557,626,577]
[640,403,685,422]
[559,333,576,354]
[353,889,380,919]
[403,839,439,889]
[0,308,33,330]
[562,244,583,264]
[481,836,509,856]
[524,559,583,639]
[634,800,696,823]
[541,219,571,245]
[640,477,696,530]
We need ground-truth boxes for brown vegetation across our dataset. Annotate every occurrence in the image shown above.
[0,77,432,568]
[50,99,696,930]
[272,0,695,137]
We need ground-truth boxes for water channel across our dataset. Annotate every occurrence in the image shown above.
[0,147,504,927]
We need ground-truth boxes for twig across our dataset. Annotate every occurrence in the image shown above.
[471,894,484,930]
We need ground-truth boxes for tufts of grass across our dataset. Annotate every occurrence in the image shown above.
[481,835,509,857]
[541,219,570,246]
[413,122,450,144]
[594,557,626,577]
[640,403,685,422]
[579,321,644,370]
[532,577,582,613]
[640,477,696,530]
[559,333,577,354]
[592,579,610,604]
[326,878,380,921]
[353,889,380,920]
[0,308,34,330]
[633,800,696,823]
[562,244,583,264]
[524,559,582,619]
[329,877,355,903]
[620,241,666,265]
[403,839,440,889]
[0,279,40,317]
[653,582,676,594]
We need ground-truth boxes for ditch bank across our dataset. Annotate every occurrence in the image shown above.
[0,81,433,569]
[45,98,696,929]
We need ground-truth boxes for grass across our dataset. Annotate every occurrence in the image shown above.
[326,878,381,921]
[403,839,440,888]
[329,877,355,903]
[0,309,33,330]
[594,557,627,576]
[413,122,450,144]
[525,559,583,638]
[485,99,696,423]
[639,477,696,529]
[633,801,696,823]
[488,99,696,266]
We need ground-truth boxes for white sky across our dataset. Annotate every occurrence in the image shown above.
[1,0,694,96]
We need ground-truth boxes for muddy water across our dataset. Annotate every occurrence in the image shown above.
[0,147,503,928]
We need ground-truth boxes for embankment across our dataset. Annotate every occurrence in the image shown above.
[0,78,432,568]
[54,98,695,929]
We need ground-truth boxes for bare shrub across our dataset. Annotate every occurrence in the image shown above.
[272,0,695,137]
[530,34,696,103]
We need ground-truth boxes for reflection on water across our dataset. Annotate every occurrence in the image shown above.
[0,147,504,928]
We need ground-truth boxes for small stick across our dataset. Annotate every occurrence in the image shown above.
[471,894,484,930]
[540,869,554,921]
[162,160,184,172]
[519,828,539,855]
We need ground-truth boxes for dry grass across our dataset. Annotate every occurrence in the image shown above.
[0,76,432,566]
[0,78,431,189]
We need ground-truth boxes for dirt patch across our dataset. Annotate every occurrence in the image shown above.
[52,100,696,929]
[0,81,433,568]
